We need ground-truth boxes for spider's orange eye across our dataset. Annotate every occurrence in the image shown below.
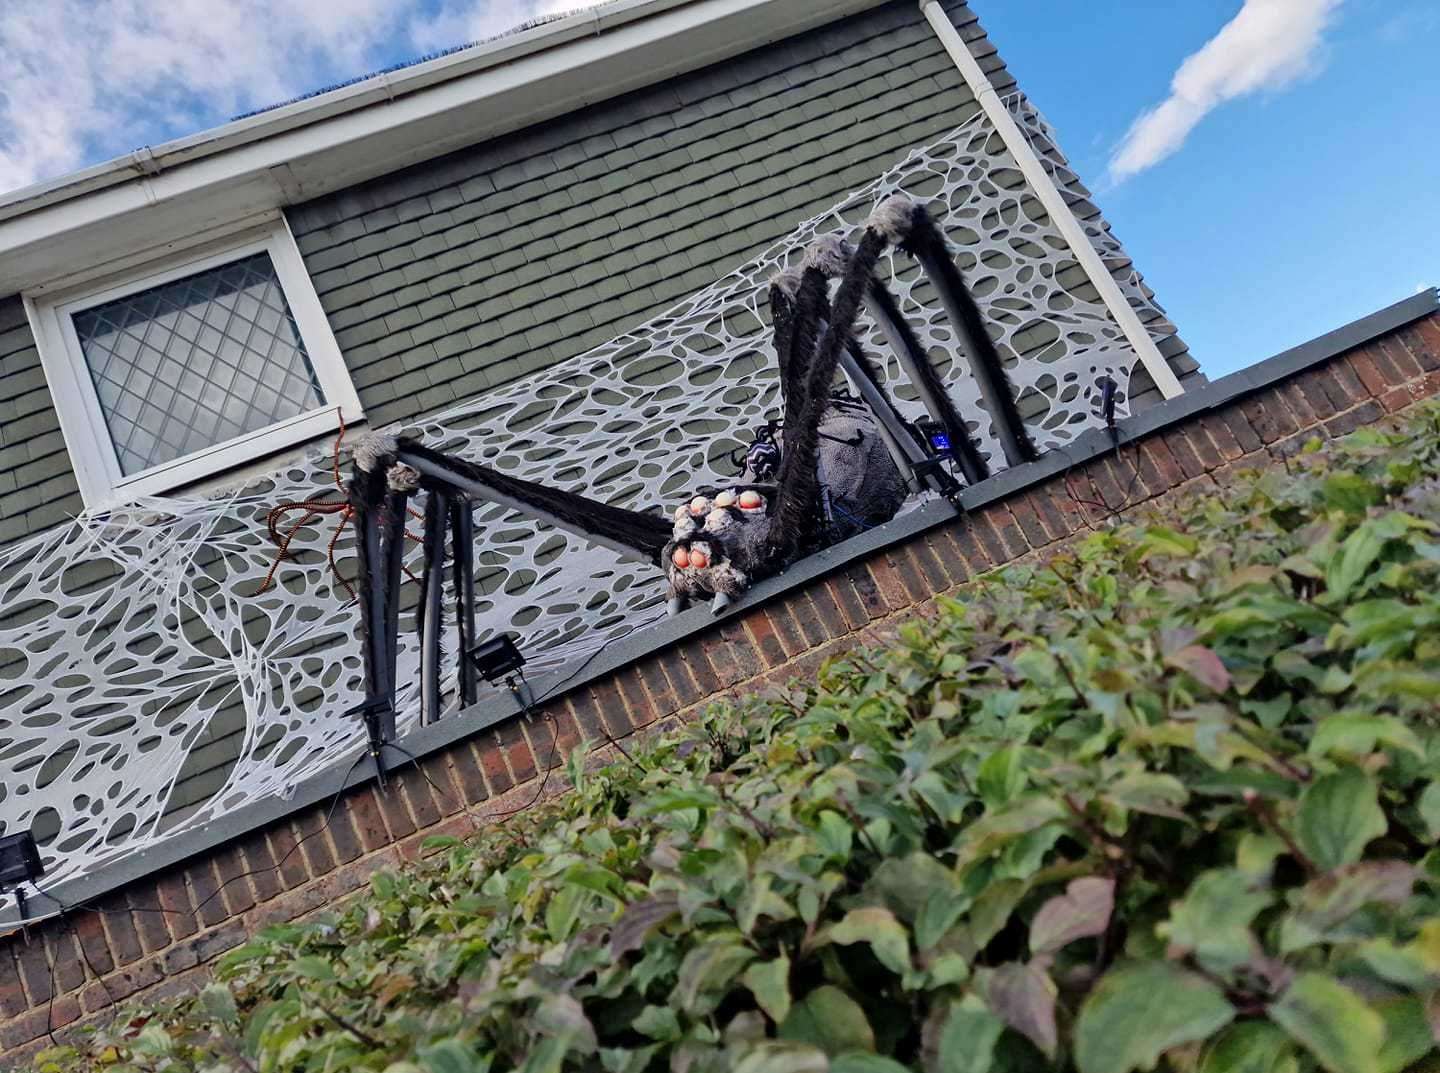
[689,550,709,569]
[671,548,691,568]
[738,490,764,510]
[689,496,710,516]
[714,490,737,508]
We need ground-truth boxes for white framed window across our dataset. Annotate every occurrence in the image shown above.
[26,218,362,510]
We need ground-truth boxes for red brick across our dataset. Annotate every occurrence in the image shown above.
[987,505,1029,559]
[68,910,113,980]
[970,510,1012,564]
[1006,493,1049,547]
[1375,334,1424,379]
[865,556,910,609]
[238,832,283,903]
[784,592,829,646]
[657,648,703,707]
[887,548,930,602]
[99,957,162,1003]
[347,784,393,852]
[803,583,849,639]
[1145,437,1189,489]
[1325,399,1383,438]
[1219,405,1265,453]
[823,575,869,629]
[293,807,339,880]
[448,741,491,805]
[741,609,788,669]
[1197,413,1243,462]
[1399,321,1440,371]
[266,823,312,889]
[1344,349,1390,397]
[1160,429,1206,480]
[0,944,26,1017]
[910,537,951,591]
[613,669,654,729]
[590,679,634,736]
[717,621,764,682]
[762,602,809,655]
[48,931,85,994]
[186,862,227,930]
[423,754,466,816]
[1176,424,1221,470]
[1380,387,1411,413]
[677,637,722,695]
[154,874,197,940]
[1293,369,1341,420]
[476,731,515,795]
[634,657,681,717]
[13,936,51,1006]
[213,845,257,915]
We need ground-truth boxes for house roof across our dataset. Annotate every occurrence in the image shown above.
[0,0,889,295]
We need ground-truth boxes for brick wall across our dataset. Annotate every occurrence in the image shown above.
[3,309,1437,1064]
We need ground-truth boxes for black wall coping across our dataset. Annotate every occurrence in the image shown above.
[5,286,1436,929]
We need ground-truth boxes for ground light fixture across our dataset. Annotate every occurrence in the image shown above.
[469,634,527,684]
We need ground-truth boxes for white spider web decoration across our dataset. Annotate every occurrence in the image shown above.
[0,96,1179,900]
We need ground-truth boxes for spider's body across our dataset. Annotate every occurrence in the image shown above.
[332,196,1040,723]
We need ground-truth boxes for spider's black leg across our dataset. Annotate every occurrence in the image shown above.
[765,226,890,564]
[864,273,990,486]
[875,195,1037,468]
[450,499,478,708]
[416,488,449,726]
[397,443,671,564]
[379,465,414,715]
[349,446,398,775]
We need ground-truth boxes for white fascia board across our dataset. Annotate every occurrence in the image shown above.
[0,0,886,293]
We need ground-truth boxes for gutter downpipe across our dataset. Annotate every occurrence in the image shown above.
[917,0,1184,400]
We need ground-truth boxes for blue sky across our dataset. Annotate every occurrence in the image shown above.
[0,0,1435,379]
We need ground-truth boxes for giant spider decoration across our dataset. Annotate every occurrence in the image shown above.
[312,196,1040,735]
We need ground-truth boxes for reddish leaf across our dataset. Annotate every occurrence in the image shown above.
[1166,645,1231,693]
[611,893,680,958]
[1030,877,1115,956]
[977,961,1058,1058]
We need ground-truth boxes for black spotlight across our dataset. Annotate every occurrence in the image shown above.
[0,831,43,932]
[468,635,526,684]
[0,831,42,889]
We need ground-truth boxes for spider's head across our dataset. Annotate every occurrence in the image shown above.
[664,487,772,609]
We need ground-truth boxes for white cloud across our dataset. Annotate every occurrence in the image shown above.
[0,0,603,196]
[1108,0,1342,184]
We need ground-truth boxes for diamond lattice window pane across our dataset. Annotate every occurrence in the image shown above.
[72,252,325,476]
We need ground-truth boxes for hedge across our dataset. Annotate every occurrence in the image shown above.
[26,401,1440,1073]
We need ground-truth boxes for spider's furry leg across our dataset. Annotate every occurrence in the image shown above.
[350,447,396,740]
[766,227,889,563]
[876,195,1038,468]
[381,464,418,709]
[865,270,990,486]
[450,498,478,707]
[416,488,449,726]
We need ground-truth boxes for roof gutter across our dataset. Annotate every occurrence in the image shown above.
[0,0,888,293]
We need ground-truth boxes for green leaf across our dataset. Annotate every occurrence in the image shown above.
[1074,961,1235,1073]
[932,997,1005,1073]
[1293,766,1388,872]
[1308,715,1423,759]
[742,957,792,1024]
[198,984,238,1025]
[418,1039,491,1073]
[610,894,680,958]
[1374,995,1433,1073]
[675,943,755,1015]
[978,746,1029,806]
[1199,1022,1296,1073]
[1419,783,1440,842]
[779,986,875,1056]
[1029,876,1114,956]
[1159,869,1272,975]
[1326,519,1391,599]
[1269,974,1383,1073]
[1322,473,1381,513]
[1104,773,1190,819]
[831,1055,912,1073]
[829,907,911,975]
[732,1043,829,1073]
[289,955,336,981]
[632,1006,681,1043]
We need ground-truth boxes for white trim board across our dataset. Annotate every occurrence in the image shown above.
[0,0,889,294]
[25,218,362,510]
